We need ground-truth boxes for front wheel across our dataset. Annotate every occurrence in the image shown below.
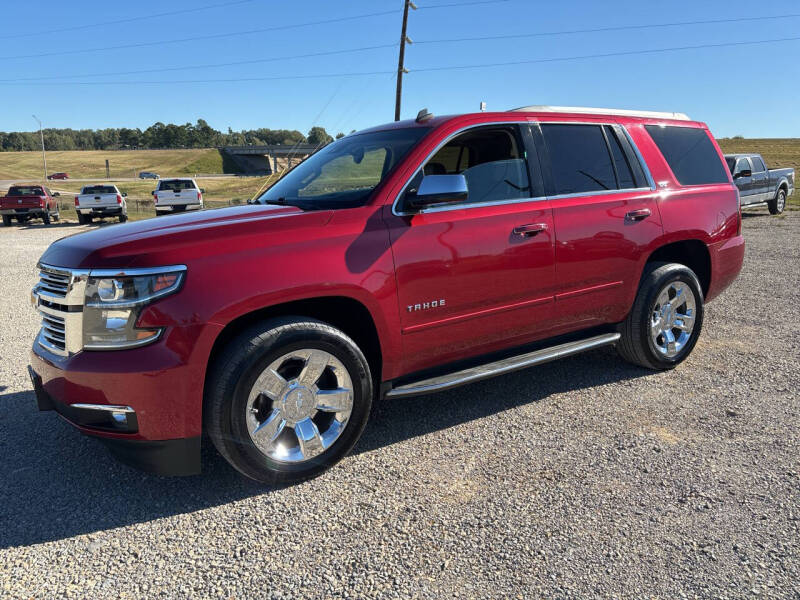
[119,213,128,223]
[768,188,787,215]
[617,262,704,370]
[42,211,51,226]
[205,317,373,484]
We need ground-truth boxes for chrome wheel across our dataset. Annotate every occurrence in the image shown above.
[650,281,696,358]
[777,190,786,212]
[245,348,354,464]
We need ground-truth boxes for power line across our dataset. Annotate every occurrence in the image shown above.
[0,34,798,86]
[0,9,400,61]
[412,35,800,72]
[417,0,512,8]
[415,12,800,44]
[0,44,399,82]
[2,0,256,39]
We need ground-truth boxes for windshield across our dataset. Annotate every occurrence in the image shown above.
[83,186,116,194]
[725,157,736,173]
[8,186,43,196]
[256,127,430,209]
[158,179,197,191]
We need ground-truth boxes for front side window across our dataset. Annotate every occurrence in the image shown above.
[257,127,430,210]
[541,124,617,194]
[645,125,729,185]
[736,158,752,175]
[408,125,532,206]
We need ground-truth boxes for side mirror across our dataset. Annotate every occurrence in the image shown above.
[407,174,468,210]
[200,188,206,194]
[151,190,156,196]
[52,192,60,197]
[122,192,128,197]
[734,169,752,179]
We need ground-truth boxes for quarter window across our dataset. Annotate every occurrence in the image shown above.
[604,126,637,189]
[541,124,617,194]
[645,125,729,185]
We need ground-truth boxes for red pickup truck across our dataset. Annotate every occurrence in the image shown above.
[29,106,745,483]
[1,184,60,226]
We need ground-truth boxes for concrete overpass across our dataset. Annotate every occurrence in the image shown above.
[222,144,320,175]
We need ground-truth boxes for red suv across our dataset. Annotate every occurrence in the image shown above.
[46,172,69,180]
[29,106,745,483]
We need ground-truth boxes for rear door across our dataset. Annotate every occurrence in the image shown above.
[536,121,663,329]
[749,155,769,203]
[385,123,556,374]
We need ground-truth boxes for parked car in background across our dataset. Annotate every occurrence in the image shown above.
[139,171,159,180]
[152,178,204,215]
[30,106,745,483]
[74,184,128,224]
[47,173,69,180]
[1,185,59,225]
[724,153,794,214]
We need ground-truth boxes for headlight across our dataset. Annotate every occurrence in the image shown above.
[82,266,186,350]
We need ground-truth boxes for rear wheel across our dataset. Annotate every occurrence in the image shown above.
[768,188,786,215]
[205,317,373,484]
[618,262,704,370]
[1,215,11,226]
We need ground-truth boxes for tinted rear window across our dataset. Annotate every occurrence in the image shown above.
[8,186,43,196]
[645,125,729,185]
[82,186,116,194]
[158,179,197,191]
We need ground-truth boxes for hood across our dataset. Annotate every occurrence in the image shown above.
[39,204,333,269]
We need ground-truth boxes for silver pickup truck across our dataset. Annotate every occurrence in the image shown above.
[725,153,794,215]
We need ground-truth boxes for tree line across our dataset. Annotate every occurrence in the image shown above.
[0,120,345,152]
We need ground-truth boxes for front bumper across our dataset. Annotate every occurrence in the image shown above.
[28,326,216,475]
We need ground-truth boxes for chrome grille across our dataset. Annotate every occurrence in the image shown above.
[40,313,66,353]
[38,266,71,297]
[34,264,87,357]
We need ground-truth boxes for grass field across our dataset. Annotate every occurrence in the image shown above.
[0,148,226,180]
[1,138,798,223]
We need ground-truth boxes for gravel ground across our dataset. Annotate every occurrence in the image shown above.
[1,211,798,599]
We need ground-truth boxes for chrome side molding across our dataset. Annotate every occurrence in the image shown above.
[385,333,621,399]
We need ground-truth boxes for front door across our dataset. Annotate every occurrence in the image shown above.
[734,157,756,205]
[384,124,556,375]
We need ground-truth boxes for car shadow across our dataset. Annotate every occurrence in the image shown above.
[0,347,648,549]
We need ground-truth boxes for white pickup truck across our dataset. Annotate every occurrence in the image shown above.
[152,178,204,216]
[74,185,128,224]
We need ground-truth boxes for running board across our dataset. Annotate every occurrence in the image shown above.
[385,332,621,399]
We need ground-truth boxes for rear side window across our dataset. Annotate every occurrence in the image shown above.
[541,124,617,194]
[751,156,766,172]
[645,125,729,185]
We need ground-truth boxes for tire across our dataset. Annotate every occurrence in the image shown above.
[52,209,60,222]
[768,188,787,215]
[617,262,704,370]
[205,317,373,484]
[119,213,128,223]
[1,215,11,227]
[42,211,51,226]
[77,213,86,225]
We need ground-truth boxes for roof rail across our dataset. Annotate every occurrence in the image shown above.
[510,105,691,121]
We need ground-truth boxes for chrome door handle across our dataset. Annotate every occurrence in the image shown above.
[625,208,651,222]
[513,223,548,237]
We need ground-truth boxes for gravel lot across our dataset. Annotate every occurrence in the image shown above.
[1,211,798,599]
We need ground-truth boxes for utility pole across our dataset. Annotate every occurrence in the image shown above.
[32,115,47,181]
[394,1,416,121]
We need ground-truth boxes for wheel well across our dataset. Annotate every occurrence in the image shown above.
[647,240,711,296]
[205,296,383,388]
[779,182,789,194]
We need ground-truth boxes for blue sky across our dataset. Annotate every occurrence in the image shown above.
[1,0,799,138]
